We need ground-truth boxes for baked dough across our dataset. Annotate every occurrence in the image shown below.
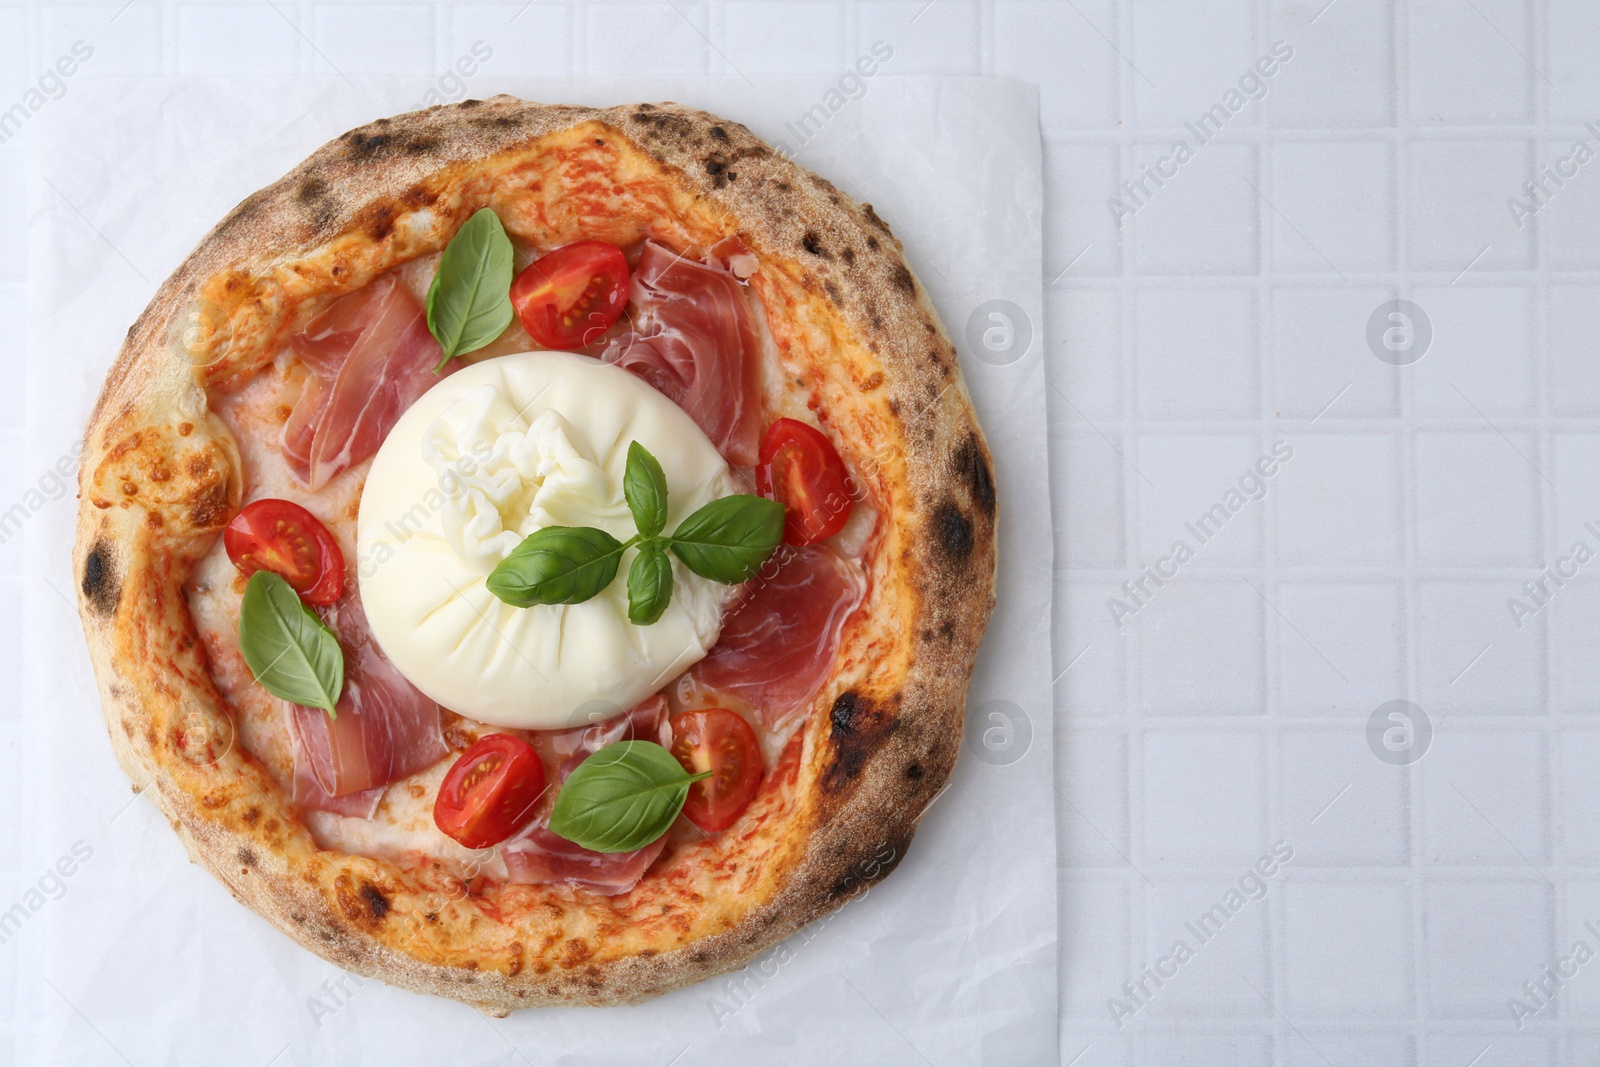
[72,96,997,1012]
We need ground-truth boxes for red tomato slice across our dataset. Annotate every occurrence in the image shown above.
[755,418,854,545]
[510,241,630,349]
[669,709,763,833]
[434,734,548,849]
[223,498,346,606]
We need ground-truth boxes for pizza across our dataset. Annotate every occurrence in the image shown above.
[71,96,997,1013]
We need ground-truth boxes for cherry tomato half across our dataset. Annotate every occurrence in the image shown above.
[755,418,853,545]
[433,734,548,849]
[510,240,630,349]
[223,498,346,606]
[670,709,763,833]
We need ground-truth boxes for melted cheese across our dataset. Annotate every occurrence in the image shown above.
[357,351,738,730]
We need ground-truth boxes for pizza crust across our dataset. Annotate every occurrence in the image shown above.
[72,97,997,1013]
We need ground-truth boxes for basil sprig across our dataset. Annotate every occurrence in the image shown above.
[237,571,344,717]
[548,741,710,853]
[425,208,515,371]
[485,442,784,623]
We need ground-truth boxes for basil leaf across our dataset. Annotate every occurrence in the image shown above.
[668,494,786,584]
[237,571,344,717]
[623,441,669,538]
[486,526,627,607]
[548,741,710,853]
[627,542,673,625]
[425,208,515,370]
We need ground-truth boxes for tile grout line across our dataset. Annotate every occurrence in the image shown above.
[1531,0,1567,1041]
[1111,4,1146,1062]
[1040,123,1581,140]
[1058,547,1600,572]
[1257,0,1287,1056]
[1063,863,1600,879]
[1051,267,1600,288]
[1391,0,1431,1052]
[1051,416,1600,433]
[1059,714,1587,730]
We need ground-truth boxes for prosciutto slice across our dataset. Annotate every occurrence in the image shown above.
[533,694,671,779]
[600,241,763,465]
[282,274,448,490]
[502,831,668,897]
[292,779,384,820]
[287,596,449,814]
[502,696,671,895]
[692,545,865,728]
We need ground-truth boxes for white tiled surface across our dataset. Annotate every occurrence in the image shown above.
[1047,0,1600,1054]
[2,0,1598,1063]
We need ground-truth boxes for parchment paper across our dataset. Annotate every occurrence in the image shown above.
[23,75,1051,1066]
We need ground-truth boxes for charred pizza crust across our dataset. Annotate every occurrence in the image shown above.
[72,97,996,1013]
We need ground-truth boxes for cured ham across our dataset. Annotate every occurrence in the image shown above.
[287,596,449,814]
[600,241,763,465]
[533,694,670,779]
[502,696,671,895]
[282,274,448,490]
[692,544,865,728]
[502,831,668,897]
[293,779,384,820]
